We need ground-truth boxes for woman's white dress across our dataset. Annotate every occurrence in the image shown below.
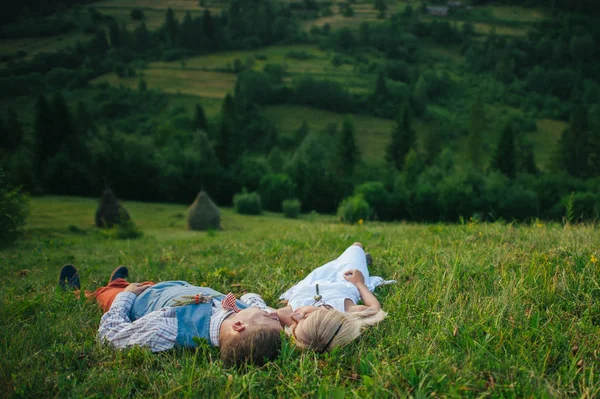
[280,245,394,312]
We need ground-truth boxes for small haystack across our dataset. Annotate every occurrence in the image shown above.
[95,188,130,228]
[187,191,221,231]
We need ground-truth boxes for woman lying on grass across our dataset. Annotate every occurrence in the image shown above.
[249,242,394,353]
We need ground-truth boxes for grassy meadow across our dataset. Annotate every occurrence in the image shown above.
[1,197,599,397]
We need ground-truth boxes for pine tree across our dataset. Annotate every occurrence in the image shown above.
[33,94,55,172]
[109,21,122,47]
[267,146,285,172]
[74,102,96,137]
[215,94,237,168]
[138,78,147,92]
[295,120,309,145]
[516,137,538,175]
[386,104,416,171]
[178,11,194,49]
[422,125,442,166]
[193,103,208,131]
[374,0,388,18]
[164,8,179,47]
[89,29,109,55]
[52,93,76,146]
[0,118,5,151]
[588,105,600,177]
[338,117,360,177]
[2,108,23,151]
[467,94,485,170]
[374,70,389,100]
[203,9,215,42]
[491,121,516,178]
[555,106,589,178]
[134,23,150,52]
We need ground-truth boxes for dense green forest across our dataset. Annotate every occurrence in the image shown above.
[0,0,599,223]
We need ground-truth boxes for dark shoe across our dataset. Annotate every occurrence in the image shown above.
[365,253,373,267]
[59,264,80,290]
[109,266,129,283]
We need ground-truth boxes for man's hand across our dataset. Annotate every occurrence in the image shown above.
[344,269,365,285]
[124,283,151,296]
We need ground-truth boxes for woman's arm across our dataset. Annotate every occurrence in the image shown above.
[343,269,381,312]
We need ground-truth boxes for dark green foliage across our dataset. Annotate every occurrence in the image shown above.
[339,2,354,17]
[485,173,538,221]
[570,35,595,64]
[235,70,274,105]
[89,30,109,55]
[74,102,96,136]
[374,71,390,100]
[0,167,28,246]
[336,28,356,51]
[1,108,23,151]
[130,9,145,21]
[338,117,360,177]
[385,61,411,83]
[386,104,416,171]
[282,198,301,218]
[263,64,285,84]
[287,133,345,212]
[374,0,387,18]
[164,8,179,47]
[193,104,208,131]
[138,78,147,92]
[589,105,600,176]
[421,125,443,166]
[337,194,371,224]
[258,173,296,211]
[294,120,310,145]
[554,106,590,178]
[491,122,516,179]
[562,192,600,221]
[233,190,262,215]
[109,21,122,47]
[293,77,355,113]
[516,138,538,175]
[133,23,150,52]
[215,94,238,168]
[33,94,55,175]
[467,95,485,170]
[233,155,269,192]
[267,147,286,173]
[354,181,388,220]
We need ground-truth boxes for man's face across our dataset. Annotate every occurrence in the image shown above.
[232,307,283,332]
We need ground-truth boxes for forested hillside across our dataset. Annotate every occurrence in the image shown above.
[1,0,599,222]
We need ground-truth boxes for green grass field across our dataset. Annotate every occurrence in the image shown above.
[264,104,394,163]
[1,197,599,397]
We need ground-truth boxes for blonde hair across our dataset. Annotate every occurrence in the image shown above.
[289,308,387,352]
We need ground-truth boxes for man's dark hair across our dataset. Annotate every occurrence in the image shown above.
[220,325,282,367]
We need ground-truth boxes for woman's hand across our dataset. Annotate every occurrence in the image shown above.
[124,283,151,296]
[344,269,365,286]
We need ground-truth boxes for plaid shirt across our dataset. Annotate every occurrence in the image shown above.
[97,292,269,352]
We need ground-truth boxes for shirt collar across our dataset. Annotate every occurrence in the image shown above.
[209,301,234,346]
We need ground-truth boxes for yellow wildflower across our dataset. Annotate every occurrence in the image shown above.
[591,255,598,264]
[358,219,364,225]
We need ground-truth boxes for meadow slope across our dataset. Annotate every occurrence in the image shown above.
[0,197,599,397]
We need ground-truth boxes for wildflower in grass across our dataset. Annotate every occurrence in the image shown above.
[591,255,598,264]
[358,219,364,226]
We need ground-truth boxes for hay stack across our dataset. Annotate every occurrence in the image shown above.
[95,188,130,228]
[187,191,221,230]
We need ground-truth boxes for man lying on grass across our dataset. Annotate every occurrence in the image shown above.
[59,242,391,364]
[58,265,282,367]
